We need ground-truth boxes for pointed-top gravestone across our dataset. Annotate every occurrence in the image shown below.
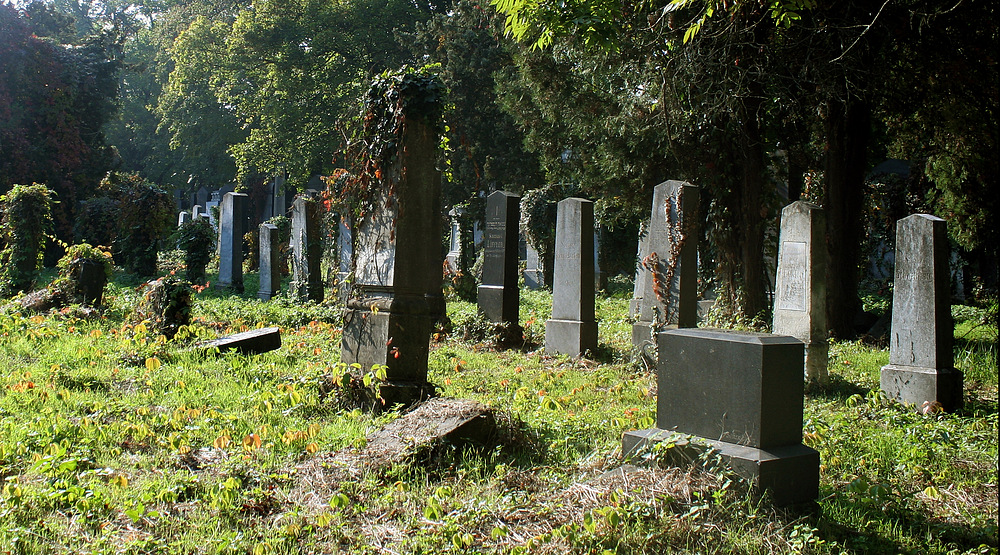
[478,191,521,335]
[881,214,963,412]
[773,201,829,383]
[546,198,598,356]
[631,181,699,349]
[216,192,248,292]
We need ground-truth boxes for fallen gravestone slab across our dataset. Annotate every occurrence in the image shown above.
[293,398,496,508]
[197,327,281,355]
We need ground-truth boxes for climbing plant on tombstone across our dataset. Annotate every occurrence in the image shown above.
[0,184,57,297]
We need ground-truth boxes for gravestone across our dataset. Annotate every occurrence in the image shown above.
[340,85,442,408]
[623,329,819,506]
[524,243,544,289]
[177,210,191,227]
[258,223,281,301]
[445,207,463,273]
[477,191,521,329]
[195,186,209,207]
[335,217,353,301]
[880,214,963,412]
[772,201,829,383]
[291,191,324,302]
[545,198,598,356]
[198,327,281,355]
[75,259,106,307]
[216,192,248,292]
[191,205,204,221]
[631,181,700,348]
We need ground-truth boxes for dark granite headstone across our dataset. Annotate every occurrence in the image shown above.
[199,327,281,355]
[216,192,248,292]
[340,95,442,408]
[75,259,106,307]
[623,328,819,506]
[477,191,520,327]
[545,198,598,356]
[631,181,699,349]
[772,201,828,383]
[258,223,281,301]
[880,214,963,412]
[291,192,324,302]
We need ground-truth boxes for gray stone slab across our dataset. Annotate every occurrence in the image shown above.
[880,214,962,411]
[478,191,520,325]
[258,223,281,301]
[199,327,281,355]
[546,198,598,356]
[772,201,829,383]
[655,328,805,449]
[291,191,324,302]
[216,192,249,292]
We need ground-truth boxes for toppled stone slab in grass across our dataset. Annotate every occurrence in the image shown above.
[197,327,281,355]
[293,398,496,507]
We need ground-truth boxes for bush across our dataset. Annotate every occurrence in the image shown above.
[0,183,56,296]
[51,243,113,306]
[96,172,174,277]
[133,277,193,339]
[176,218,216,283]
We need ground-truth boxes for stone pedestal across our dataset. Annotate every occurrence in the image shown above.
[630,181,699,349]
[880,214,963,411]
[623,328,819,506]
[258,223,281,301]
[546,198,598,356]
[772,201,829,383]
[478,191,521,332]
[217,192,248,292]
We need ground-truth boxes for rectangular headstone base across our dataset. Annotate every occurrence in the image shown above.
[367,382,436,413]
[805,342,829,384]
[880,364,964,412]
[341,306,431,383]
[545,319,598,357]
[623,429,819,507]
[258,288,278,301]
[477,284,518,324]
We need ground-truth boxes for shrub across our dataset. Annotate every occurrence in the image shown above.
[51,243,113,306]
[176,218,216,283]
[0,183,56,296]
[98,172,174,277]
[134,277,193,339]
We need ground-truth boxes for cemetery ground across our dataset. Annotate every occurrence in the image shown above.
[0,272,996,554]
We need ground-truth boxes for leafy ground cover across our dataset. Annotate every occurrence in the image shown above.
[0,275,996,554]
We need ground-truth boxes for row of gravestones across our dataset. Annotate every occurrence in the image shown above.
[202,156,961,506]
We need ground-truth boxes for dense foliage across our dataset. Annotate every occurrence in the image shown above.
[0,184,56,296]
[176,218,216,283]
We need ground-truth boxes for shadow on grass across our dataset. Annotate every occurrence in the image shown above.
[805,373,871,401]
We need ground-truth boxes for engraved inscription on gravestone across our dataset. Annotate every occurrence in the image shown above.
[777,241,807,312]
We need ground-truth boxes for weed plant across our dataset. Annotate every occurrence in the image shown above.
[0,269,996,553]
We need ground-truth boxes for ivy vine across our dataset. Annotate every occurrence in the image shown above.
[0,183,57,297]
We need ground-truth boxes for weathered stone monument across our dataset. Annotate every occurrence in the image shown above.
[623,328,819,506]
[291,191,324,302]
[524,243,544,290]
[177,210,191,227]
[478,191,521,330]
[340,74,443,409]
[258,223,281,301]
[881,214,963,412]
[772,201,829,383]
[630,181,699,348]
[546,198,598,356]
[217,192,248,292]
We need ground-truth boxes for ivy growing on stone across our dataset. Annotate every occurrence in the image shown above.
[0,183,56,297]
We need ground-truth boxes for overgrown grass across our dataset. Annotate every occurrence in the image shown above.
[0,271,996,553]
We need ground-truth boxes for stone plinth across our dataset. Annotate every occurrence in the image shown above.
[631,181,699,349]
[478,191,521,329]
[545,198,598,356]
[772,201,829,383]
[623,328,818,506]
[217,192,248,292]
[258,223,281,301]
[880,214,963,411]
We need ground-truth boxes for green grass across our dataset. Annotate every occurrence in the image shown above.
[0,271,996,553]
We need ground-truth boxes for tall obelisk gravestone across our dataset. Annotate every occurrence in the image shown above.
[258,223,281,301]
[545,198,598,356]
[340,84,441,409]
[772,201,829,383]
[881,214,963,412]
[217,192,248,292]
[631,181,699,349]
[291,192,324,302]
[478,191,521,332]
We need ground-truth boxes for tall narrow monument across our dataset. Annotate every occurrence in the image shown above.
[772,201,828,383]
[545,198,598,356]
[477,191,521,331]
[881,214,963,412]
[630,181,699,349]
[217,192,248,292]
[291,191,324,302]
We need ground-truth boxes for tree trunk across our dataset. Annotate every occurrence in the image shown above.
[737,89,770,322]
[824,98,870,339]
